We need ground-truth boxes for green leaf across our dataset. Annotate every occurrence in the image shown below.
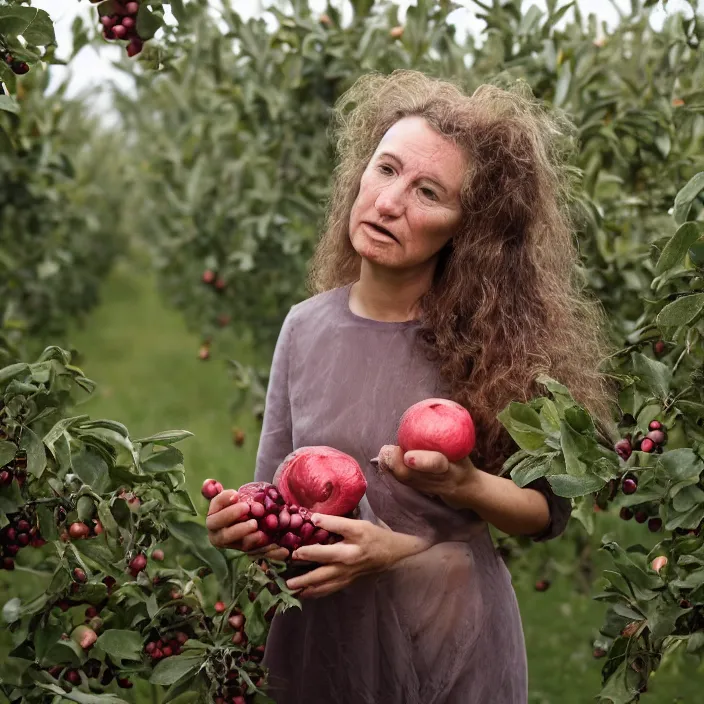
[19,427,46,478]
[657,293,704,328]
[674,172,704,225]
[547,472,605,497]
[95,630,143,662]
[0,440,16,467]
[166,519,229,586]
[72,448,110,494]
[0,363,28,386]
[510,453,552,487]
[136,5,163,40]
[136,430,194,446]
[497,402,546,452]
[0,6,55,46]
[644,599,683,640]
[37,504,58,541]
[560,419,589,476]
[631,352,671,399]
[658,449,703,482]
[656,222,704,273]
[0,95,19,114]
[142,446,184,473]
[2,597,21,624]
[149,654,202,685]
[35,683,129,703]
[687,631,704,654]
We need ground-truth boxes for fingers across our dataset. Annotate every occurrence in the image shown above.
[207,489,238,517]
[306,513,361,538]
[297,578,352,599]
[286,563,342,591]
[208,519,259,548]
[402,450,450,475]
[291,542,361,566]
[205,499,251,531]
[378,445,411,481]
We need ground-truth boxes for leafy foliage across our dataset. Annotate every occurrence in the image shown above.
[0,347,297,702]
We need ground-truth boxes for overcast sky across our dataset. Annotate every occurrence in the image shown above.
[32,0,691,114]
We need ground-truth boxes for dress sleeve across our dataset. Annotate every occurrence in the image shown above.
[524,477,572,542]
[254,311,295,484]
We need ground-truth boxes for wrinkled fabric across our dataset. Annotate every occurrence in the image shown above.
[254,283,571,704]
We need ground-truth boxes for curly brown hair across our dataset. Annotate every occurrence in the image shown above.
[307,69,617,473]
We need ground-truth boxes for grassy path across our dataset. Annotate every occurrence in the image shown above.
[50,255,702,702]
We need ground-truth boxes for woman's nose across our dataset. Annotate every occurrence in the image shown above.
[374,181,406,218]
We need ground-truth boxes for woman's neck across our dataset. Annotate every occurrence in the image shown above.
[349,262,434,322]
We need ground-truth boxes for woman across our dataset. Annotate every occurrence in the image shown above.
[207,70,615,703]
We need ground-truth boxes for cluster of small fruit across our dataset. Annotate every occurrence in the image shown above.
[1,50,29,75]
[44,658,133,689]
[0,509,45,570]
[143,630,190,662]
[0,449,27,488]
[197,268,232,359]
[614,420,668,460]
[94,0,144,57]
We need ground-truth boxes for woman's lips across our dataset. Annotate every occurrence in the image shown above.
[363,222,398,242]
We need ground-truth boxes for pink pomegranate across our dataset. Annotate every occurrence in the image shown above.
[397,398,475,462]
[273,446,367,516]
[236,481,339,549]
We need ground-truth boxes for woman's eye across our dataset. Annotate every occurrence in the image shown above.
[421,188,437,200]
[377,164,393,175]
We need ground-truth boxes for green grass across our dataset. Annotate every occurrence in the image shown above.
[4,253,703,702]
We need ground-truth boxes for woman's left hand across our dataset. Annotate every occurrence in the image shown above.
[376,445,479,509]
[285,514,421,599]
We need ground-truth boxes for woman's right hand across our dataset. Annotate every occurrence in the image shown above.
[206,489,289,560]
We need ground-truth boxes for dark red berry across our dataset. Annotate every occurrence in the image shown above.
[16,532,29,546]
[162,646,173,657]
[646,430,666,445]
[113,24,128,39]
[73,568,87,583]
[622,478,638,495]
[653,340,666,356]
[680,599,692,608]
[534,579,550,592]
[215,601,226,613]
[614,439,632,461]
[126,1,140,14]
[634,511,648,524]
[85,606,99,619]
[648,518,663,532]
[65,669,80,685]
[640,438,655,453]
[127,37,144,58]
[648,420,662,431]
[16,519,30,532]
[619,507,634,521]
[0,470,11,486]
[11,61,29,75]
[129,554,147,573]
[103,575,117,591]
[117,677,133,689]
[2,557,14,570]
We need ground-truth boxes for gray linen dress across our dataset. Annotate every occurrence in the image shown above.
[254,283,571,704]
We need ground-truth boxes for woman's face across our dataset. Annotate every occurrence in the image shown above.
[349,116,467,272]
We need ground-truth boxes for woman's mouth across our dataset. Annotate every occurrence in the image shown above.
[364,222,398,242]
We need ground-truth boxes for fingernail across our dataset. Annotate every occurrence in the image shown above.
[370,456,380,466]
[406,455,416,467]
[311,514,320,525]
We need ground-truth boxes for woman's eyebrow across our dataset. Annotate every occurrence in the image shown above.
[377,151,449,194]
